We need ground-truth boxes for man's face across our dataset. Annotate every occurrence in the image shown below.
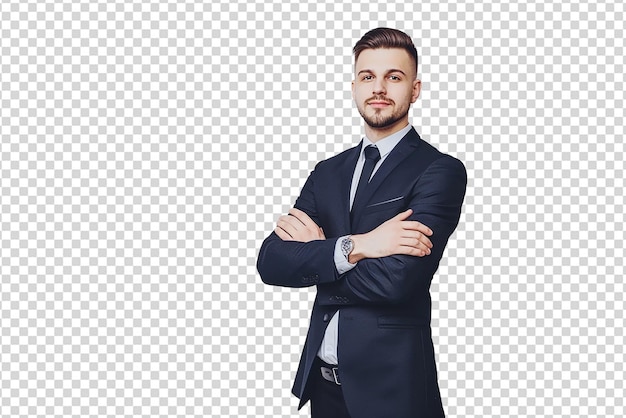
[352,48,421,131]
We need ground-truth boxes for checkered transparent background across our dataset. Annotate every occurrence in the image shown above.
[1,1,624,417]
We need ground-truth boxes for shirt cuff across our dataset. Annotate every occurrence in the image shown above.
[334,235,357,275]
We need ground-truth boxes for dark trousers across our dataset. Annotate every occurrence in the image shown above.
[309,357,351,418]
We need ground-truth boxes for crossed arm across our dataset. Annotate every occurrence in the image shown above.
[257,156,467,305]
[275,207,434,261]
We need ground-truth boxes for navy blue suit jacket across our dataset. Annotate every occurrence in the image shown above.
[257,128,467,418]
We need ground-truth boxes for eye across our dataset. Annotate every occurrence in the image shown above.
[362,75,373,81]
[388,75,401,81]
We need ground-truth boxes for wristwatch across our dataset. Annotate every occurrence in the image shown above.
[340,236,354,260]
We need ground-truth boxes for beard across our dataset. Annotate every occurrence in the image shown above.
[357,98,410,129]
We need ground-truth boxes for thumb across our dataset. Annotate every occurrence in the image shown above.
[391,208,413,221]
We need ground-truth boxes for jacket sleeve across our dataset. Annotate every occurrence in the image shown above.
[315,156,467,305]
[256,163,340,288]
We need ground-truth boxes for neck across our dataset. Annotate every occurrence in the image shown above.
[364,118,409,142]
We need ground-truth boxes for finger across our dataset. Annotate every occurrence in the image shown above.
[288,208,315,228]
[402,231,433,248]
[276,216,301,236]
[396,245,429,257]
[399,237,431,254]
[411,247,429,257]
[280,214,305,230]
[400,220,433,236]
[274,226,293,241]
[402,242,432,257]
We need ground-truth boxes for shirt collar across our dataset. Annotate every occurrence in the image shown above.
[361,124,412,159]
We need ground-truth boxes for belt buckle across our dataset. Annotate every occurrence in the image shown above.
[331,367,341,385]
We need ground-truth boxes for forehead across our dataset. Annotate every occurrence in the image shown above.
[354,48,415,74]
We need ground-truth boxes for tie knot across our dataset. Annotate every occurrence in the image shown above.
[364,145,381,162]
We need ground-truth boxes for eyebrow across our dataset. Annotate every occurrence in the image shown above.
[357,68,407,76]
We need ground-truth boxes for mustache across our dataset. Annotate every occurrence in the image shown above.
[367,96,394,104]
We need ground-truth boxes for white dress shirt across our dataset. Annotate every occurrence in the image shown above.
[317,123,413,365]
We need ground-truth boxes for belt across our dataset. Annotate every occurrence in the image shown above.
[318,360,341,385]
[320,366,341,385]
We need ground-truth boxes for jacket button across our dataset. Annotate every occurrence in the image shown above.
[323,314,330,322]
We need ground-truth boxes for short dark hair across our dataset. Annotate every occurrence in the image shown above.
[353,27,418,74]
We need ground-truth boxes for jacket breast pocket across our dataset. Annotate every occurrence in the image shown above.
[360,198,406,228]
[378,316,429,329]
[363,196,405,214]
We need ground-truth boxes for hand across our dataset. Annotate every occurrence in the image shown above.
[275,208,326,242]
[349,209,433,263]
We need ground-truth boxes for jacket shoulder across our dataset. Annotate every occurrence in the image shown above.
[313,144,359,170]
[416,138,466,173]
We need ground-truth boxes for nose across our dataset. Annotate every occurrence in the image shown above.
[372,77,386,95]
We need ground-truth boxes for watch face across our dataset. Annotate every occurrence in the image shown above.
[342,238,353,256]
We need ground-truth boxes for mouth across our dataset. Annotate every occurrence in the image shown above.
[368,100,391,108]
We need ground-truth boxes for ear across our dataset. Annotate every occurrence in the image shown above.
[351,80,356,100]
[411,79,421,103]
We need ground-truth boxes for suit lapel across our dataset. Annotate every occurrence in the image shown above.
[350,129,422,228]
[333,141,361,235]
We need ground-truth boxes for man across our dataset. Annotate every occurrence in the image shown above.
[257,28,467,418]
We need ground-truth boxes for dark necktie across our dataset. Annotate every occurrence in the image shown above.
[351,145,381,218]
